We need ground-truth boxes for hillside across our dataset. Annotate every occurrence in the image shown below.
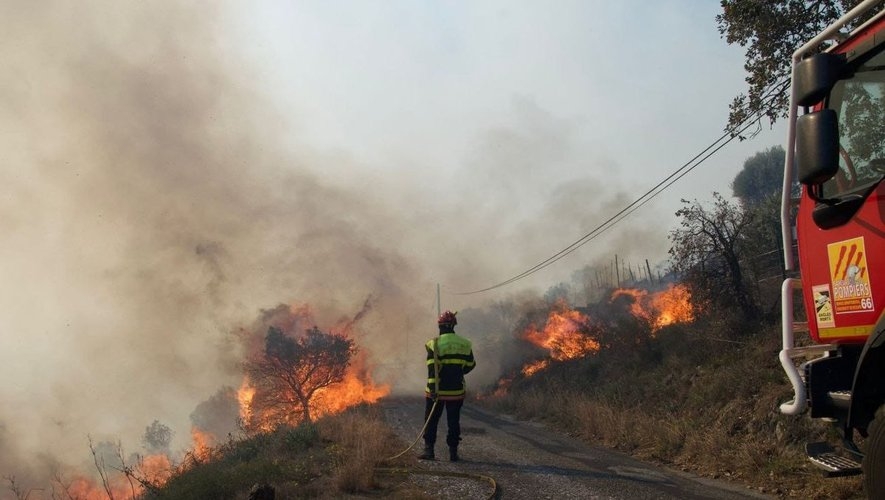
[115,292,867,500]
[478,314,865,499]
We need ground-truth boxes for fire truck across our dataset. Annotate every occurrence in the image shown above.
[778,0,885,495]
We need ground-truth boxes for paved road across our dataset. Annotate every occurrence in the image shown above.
[379,397,772,500]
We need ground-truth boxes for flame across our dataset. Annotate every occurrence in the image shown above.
[238,353,390,431]
[237,377,256,424]
[312,354,389,415]
[523,304,601,361]
[139,454,174,486]
[521,359,549,376]
[50,301,391,498]
[611,284,694,332]
[517,303,600,377]
[610,288,651,321]
[191,427,215,460]
[234,302,391,431]
[649,283,694,329]
[62,477,137,500]
[514,285,695,379]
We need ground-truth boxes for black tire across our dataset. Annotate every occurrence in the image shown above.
[864,405,885,498]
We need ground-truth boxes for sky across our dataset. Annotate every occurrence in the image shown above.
[225,0,787,290]
[0,0,785,483]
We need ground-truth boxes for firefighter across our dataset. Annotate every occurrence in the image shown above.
[419,310,476,461]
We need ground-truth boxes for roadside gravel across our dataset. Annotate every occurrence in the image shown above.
[379,397,773,500]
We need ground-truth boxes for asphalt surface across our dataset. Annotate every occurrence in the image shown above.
[379,397,773,500]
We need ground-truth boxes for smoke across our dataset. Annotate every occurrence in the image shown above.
[0,1,671,491]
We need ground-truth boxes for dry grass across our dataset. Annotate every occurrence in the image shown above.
[316,406,436,499]
[145,312,867,498]
[144,405,428,499]
[317,407,399,493]
[480,320,866,499]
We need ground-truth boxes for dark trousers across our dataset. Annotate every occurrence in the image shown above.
[423,397,464,448]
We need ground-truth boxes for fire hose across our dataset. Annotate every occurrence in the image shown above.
[376,339,500,500]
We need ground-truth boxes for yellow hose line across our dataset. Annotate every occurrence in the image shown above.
[382,341,497,498]
[374,467,500,500]
[385,398,439,461]
[381,399,499,499]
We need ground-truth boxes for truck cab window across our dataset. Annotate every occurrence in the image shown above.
[822,44,885,198]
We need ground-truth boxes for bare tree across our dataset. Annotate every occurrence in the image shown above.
[669,194,759,319]
[88,436,116,500]
[4,475,40,500]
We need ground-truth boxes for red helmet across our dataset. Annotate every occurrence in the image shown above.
[438,310,457,326]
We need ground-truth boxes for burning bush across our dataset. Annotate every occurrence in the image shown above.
[490,284,696,395]
[237,303,389,433]
[521,302,601,376]
[244,326,356,429]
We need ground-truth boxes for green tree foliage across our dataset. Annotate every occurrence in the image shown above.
[245,326,355,427]
[731,145,786,206]
[716,0,874,135]
[730,146,790,304]
[142,420,174,456]
[740,192,785,309]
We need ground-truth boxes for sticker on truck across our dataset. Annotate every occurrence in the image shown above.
[827,236,875,314]
[812,284,835,328]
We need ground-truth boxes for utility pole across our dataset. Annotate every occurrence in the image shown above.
[646,259,653,286]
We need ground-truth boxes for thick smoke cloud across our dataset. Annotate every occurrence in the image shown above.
[0,1,425,475]
[0,1,670,488]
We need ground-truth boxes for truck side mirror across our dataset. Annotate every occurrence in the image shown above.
[794,52,846,107]
[796,109,840,185]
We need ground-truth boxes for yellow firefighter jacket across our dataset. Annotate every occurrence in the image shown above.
[426,332,476,400]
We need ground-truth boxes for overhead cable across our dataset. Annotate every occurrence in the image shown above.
[453,78,791,295]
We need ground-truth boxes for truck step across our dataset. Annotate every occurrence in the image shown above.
[825,390,851,410]
[806,442,862,477]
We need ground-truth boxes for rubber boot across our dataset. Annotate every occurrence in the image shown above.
[418,443,435,460]
[449,446,459,462]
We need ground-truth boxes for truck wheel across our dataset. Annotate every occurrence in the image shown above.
[864,406,885,498]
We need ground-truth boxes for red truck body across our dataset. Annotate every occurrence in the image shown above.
[778,1,885,495]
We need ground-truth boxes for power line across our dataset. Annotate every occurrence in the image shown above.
[453,78,791,296]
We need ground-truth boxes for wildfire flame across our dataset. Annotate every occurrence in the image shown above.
[62,451,175,500]
[523,305,600,362]
[611,283,695,331]
[191,427,215,461]
[237,378,256,427]
[139,454,174,486]
[237,357,389,432]
[517,284,695,379]
[312,355,389,415]
[56,301,391,499]
[236,302,390,432]
[521,359,550,377]
[517,303,600,378]
[648,283,694,329]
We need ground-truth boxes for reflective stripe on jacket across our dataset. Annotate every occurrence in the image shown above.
[426,332,475,399]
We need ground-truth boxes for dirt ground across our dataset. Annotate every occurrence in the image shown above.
[378,397,775,500]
